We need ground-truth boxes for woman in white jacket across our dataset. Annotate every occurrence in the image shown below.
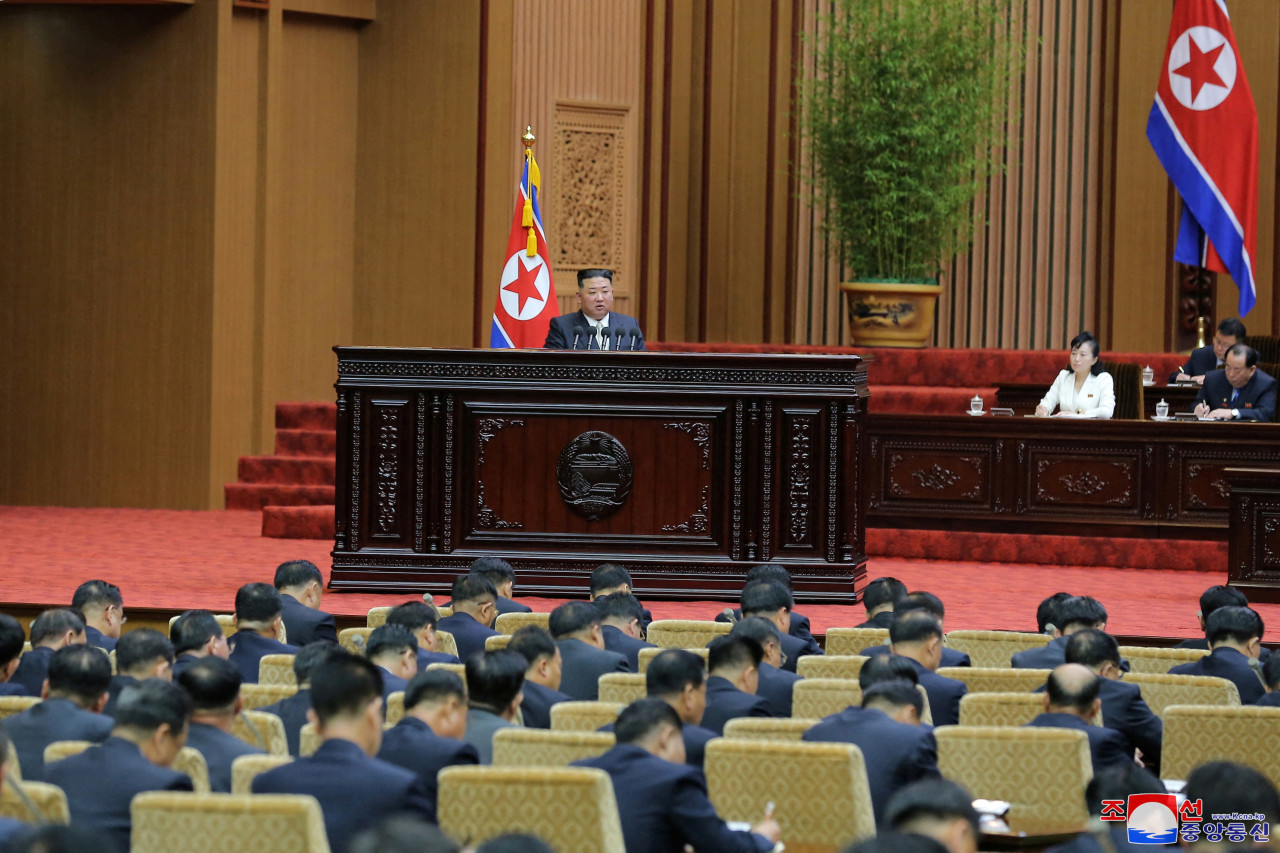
[1036,331,1115,419]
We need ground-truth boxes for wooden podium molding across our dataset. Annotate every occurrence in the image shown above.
[330,347,869,603]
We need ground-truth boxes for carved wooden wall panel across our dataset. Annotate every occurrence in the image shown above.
[1027,451,1139,514]
[1227,469,1280,603]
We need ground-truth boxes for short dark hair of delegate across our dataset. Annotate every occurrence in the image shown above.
[1068,331,1105,375]
[744,563,793,590]
[465,650,525,713]
[235,582,283,623]
[450,574,497,605]
[740,580,792,616]
[645,649,705,697]
[549,601,600,638]
[1219,317,1247,340]
[475,835,555,853]
[115,680,192,735]
[71,580,122,611]
[386,601,438,633]
[1228,342,1259,368]
[176,656,242,713]
[862,577,908,613]
[1186,761,1280,824]
[47,645,112,706]
[469,556,516,587]
[729,616,781,650]
[366,625,418,661]
[293,642,347,685]
[1085,764,1164,818]
[1064,628,1121,670]
[1036,592,1074,633]
[1046,668,1101,714]
[115,628,174,675]
[595,592,645,625]
[886,778,979,839]
[896,591,944,619]
[349,816,461,853]
[1263,652,1280,691]
[1056,595,1107,632]
[506,626,558,668]
[170,610,223,655]
[274,559,323,590]
[576,268,613,287]
[589,563,632,596]
[1205,605,1264,646]
[1199,584,1248,619]
[614,696,682,745]
[404,668,467,712]
[310,654,383,725]
[889,610,942,645]
[707,635,763,674]
[0,614,25,669]
[859,654,919,690]
[861,680,923,716]
[29,609,85,646]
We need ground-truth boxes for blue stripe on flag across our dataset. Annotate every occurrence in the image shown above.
[490,315,514,349]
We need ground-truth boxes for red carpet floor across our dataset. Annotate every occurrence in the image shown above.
[1,506,1275,641]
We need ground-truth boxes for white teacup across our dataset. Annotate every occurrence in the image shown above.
[970,396,984,415]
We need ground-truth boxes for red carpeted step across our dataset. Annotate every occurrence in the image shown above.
[263,505,335,540]
[236,456,335,486]
[275,429,337,457]
[224,483,335,510]
[276,402,337,431]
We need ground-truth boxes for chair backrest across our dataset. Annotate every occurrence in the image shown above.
[436,606,454,618]
[705,739,876,849]
[232,710,289,757]
[722,717,819,741]
[438,766,626,853]
[495,612,551,635]
[338,627,371,655]
[550,701,624,731]
[1123,673,1241,718]
[1100,360,1143,420]
[936,726,1091,824]
[366,606,393,629]
[109,649,116,675]
[637,646,708,673]
[230,754,294,795]
[131,791,331,853]
[299,723,321,758]
[938,666,1052,694]
[239,683,298,711]
[796,655,868,680]
[214,615,237,636]
[485,634,514,651]
[791,679,861,720]
[43,740,92,766]
[173,747,212,794]
[435,630,459,658]
[1116,646,1210,675]
[1161,705,1280,789]
[958,692,1048,727]
[0,697,40,721]
[0,779,69,825]
[597,673,648,705]
[491,728,616,767]
[645,620,732,649]
[824,628,889,656]
[386,691,406,726]
[1244,334,1280,364]
[426,663,467,678]
[944,630,1051,669]
[257,654,298,686]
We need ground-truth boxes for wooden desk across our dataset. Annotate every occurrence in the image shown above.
[1226,467,1280,602]
[996,382,1200,419]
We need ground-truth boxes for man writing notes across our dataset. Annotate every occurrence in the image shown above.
[1170,317,1245,385]
[544,268,646,351]
[1194,343,1277,422]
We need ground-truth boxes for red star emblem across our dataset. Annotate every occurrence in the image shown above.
[503,258,544,314]
[1172,37,1226,104]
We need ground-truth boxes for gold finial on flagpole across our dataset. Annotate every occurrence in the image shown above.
[522,126,536,150]
[1196,315,1207,349]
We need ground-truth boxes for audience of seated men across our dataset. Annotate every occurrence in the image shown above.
[0,731,28,848]
[366,624,420,702]
[169,609,230,680]
[506,626,570,729]
[385,601,462,669]
[105,628,174,717]
[1174,584,1272,662]
[1168,605,1267,704]
[885,779,979,853]
[715,564,824,656]
[46,679,195,853]
[804,679,940,826]
[1025,664,1132,773]
[3,644,114,781]
[595,592,656,671]
[0,615,30,696]
[436,575,501,662]
[1011,595,1108,669]
[1258,654,1280,707]
[462,649,525,764]
[71,580,125,653]
[590,563,653,631]
[274,559,338,646]
[700,635,771,734]
[888,611,967,726]
[11,609,86,697]
[377,669,479,822]
[1181,761,1280,851]
[466,557,532,615]
[573,697,781,853]
[175,656,262,792]
[549,600,629,701]
[862,592,971,668]
[643,649,719,768]
[1044,763,1167,853]
[227,583,299,685]
[729,617,800,717]
[1061,629,1162,771]
[855,576,908,630]
[260,641,345,756]
[739,580,816,673]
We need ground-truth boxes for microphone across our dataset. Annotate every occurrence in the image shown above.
[598,325,609,351]
[572,328,583,350]
[611,327,626,351]
[628,329,640,351]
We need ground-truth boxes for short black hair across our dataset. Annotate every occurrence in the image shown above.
[646,649,706,697]
[861,679,923,715]
[235,583,283,624]
[595,592,645,625]
[465,650,525,713]
[115,679,192,734]
[614,697,682,745]
[862,577,908,613]
[1263,652,1280,691]
[744,564,793,591]
[1045,668,1101,713]
[896,591,944,619]
[115,628,174,676]
[274,560,323,590]
[469,557,516,587]
[506,626,558,667]
[842,833,950,853]
[707,635,762,674]
[176,656,242,712]
[47,645,111,706]
[294,642,347,685]
[29,609,84,646]
[1084,764,1164,817]
[1185,761,1280,824]
[1227,342,1259,368]
[1068,331,1104,375]
[404,668,467,711]
[451,575,497,606]
[1200,584,1248,618]
[1064,629,1121,670]
[859,654,920,690]
[549,601,600,638]
[729,616,781,649]
[1205,605,1264,646]
[1219,317,1247,340]
[386,601,438,633]
[366,625,418,662]
[885,778,979,839]
[170,610,224,655]
[590,563,632,595]
[70,580,122,612]
[1036,592,1074,633]
[889,610,942,645]
[311,654,383,724]
[740,580,792,617]
[349,816,461,853]
[576,268,613,288]
[475,835,555,853]
[1057,596,1107,632]
[0,615,25,668]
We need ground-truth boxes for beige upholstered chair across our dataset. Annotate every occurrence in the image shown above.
[42,740,93,766]
[491,729,615,767]
[131,792,331,853]
[495,612,551,634]
[723,717,818,742]
[1122,673,1240,718]
[338,627,371,655]
[386,691,406,726]
[239,684,297,711]
[0,779,69,824]
[597,673,647,705]
[435,630,459,658]
[438,766,626,852]
[938,666,1052,694]
[1118,646,1211,674]
[646,620,731,649]
[299,723,321,758]
[436,606,454,619]
[485,634,514,651]
[1161,705,1280,789]
[21,643,31,654]
[230,754,294,795]
[232,710,289,756]
[824,628,889,656]
[0,697,40,722]
[214,615,237,636]
[550,701,624,731]
[945,630,1051,668]
[366,606,393,629]
[108,648,116,675]
[705,739,876,850]
[637,646,708,673]
[796,655,868,680]
[426,662,466,678]
[791,679,861,720]
[936,726,1091,825]
[958,692,1049,727]
[257,654,298,687]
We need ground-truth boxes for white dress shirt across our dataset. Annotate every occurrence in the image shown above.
[586,314,613,350]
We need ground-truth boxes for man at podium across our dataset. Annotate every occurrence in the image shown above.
[544,268,647,351]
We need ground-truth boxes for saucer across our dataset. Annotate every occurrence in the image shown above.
[1151,415,1173,421]
[967,411,986,416]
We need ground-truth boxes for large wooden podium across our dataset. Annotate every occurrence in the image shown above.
[328,347,868,603]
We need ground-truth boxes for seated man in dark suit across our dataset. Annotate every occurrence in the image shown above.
[384,601,462,669]
[729,617,801,717]
[644,649,719,768]
[1259,655,1280,707]
[855,576,908,629]
[549,601,629,701]
[1169,605,1267,704]
[436,575,501,662]
[4,644,114,781]
[253,654,433,852]
[590,563,653,632]
[714,564,824,656]
[543,268,647,351]
[888,610,967,726]
[227,583,299,685]
[574,698,779,853]
[885,779,980,853]
[378,668,479,820]
[1012,595,1108,669]
[595,592,655,672]
[467,557,532,615]
[11,609,85,697]
[462,650,525,764]
[169,609,231,680]
[804,680,940,826]
[0,615,30,697]
[46,679,194,853]
[701,635,772,734]
[105,628,174,717]
[71,579,126,653]
[274,559,338,646]
[739,581,818,673]
[260,642,345,756]
[174,656,262,792]
[1063,629,1162,771]
[863,592,971,668]
[1026,665,1133,773]
[1170,316,1245,384]
[506,626,570,729]
[1194,343,1278,421]
[1173,585,1271,663]
[365,625,419,702]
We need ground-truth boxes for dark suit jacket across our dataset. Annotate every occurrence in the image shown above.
[436,612,499,663]
[1196,368,1278,421]
[701,676,772,735]
[1173,636,1271,664]
[253,737,433,853]
[377,666,410,702]
[854,611,895,630]
[1256,691,1280,707]
[1011,635,1069,669]
[171,652,202,680]
[0,817,25,849]
[84,625,117,653]
[803,706,940,826]
[1096,678,1163,770]
[1026,713,1133,772]
[1170,344,1219,383]
[756,663,801,718]
[3,697,114,781]
[909,659,967,726]
[520,680,571,729]
[544,311,647,351]
[556,638,629,701]
[260,689,312,756]
[11,646,54,697]
[865,644,972,668]
[0,682,28,697]
[377,716,479,821]
[417,648,462,669]
[1169,646,1266,704]
[716,610,825,657]
[279,594,338,646]
[184,721,263,793]
[496,596,532,615]
[573,744,772,853]
[601,625,655,672]
[103,674,138,717]
[227,630,299,685]
[45,736,193,853]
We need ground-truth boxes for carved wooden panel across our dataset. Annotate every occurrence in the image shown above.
[552,104,628,294]
[780,409,820,551]
[876,439,993,510]
[1227,468,1280,603]
[1170,442,1280,523]
[365,398,414,547]
[1027,453,1138,512]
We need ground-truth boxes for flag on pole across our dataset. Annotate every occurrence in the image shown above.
[1146,0,1258,316]
[490,128,558,348]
